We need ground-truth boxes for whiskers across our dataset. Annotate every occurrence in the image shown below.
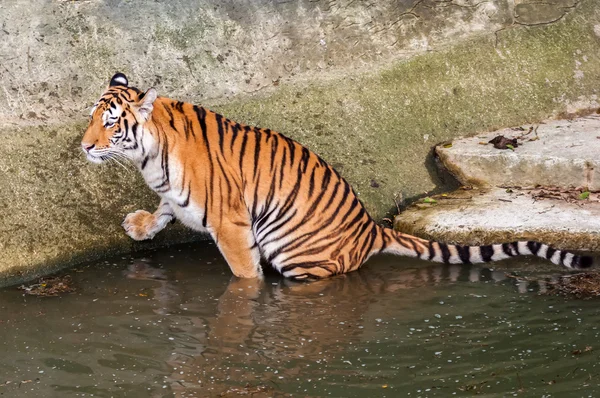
[96,148,136,174]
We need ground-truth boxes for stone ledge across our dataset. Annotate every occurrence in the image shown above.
[436,116,600,190]
[394,187,600,251]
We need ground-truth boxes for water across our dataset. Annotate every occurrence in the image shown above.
[1,242,599,397]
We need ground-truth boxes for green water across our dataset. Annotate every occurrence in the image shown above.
[1,242,599,398]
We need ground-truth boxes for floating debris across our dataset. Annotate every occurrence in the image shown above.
[19,275,75,297]
[507,272,600,299]
[218,384,275,397]
[550,273,600,299]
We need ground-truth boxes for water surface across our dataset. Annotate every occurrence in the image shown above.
[1,242,599,397]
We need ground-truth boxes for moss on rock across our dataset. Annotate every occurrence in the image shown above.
[1,0,600,285]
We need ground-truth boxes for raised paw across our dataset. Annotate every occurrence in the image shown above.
[122,210,158,241]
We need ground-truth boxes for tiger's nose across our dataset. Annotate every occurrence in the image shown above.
[82,143,95,153]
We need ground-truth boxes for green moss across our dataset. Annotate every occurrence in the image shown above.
[213,4,600,219]
[3,1,600,285]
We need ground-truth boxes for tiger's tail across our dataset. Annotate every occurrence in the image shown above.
[375,227,593,270]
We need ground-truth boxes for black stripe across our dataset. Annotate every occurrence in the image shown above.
[439,243,451,264]
[141,155,149,170]
[182,114,190,140]
[162,130,170,186]
[320,180,341,213]
[308,166,316,198]
[258,177,301,236]
[163,103,176,131]
[279,147,287,190]
[283,239,344,263]
[230,123,240,152]
[268,179,338,252]
[251,178,260,220]
[123,119,129,138]
[295,183,327,226]
[339,207,368,243]
[253,128,262,180]
[511,242,520,255]
[317,184,353,232]
[255,172,280,223]
[179,186,191,207]
[480,245,494,262]
[216,113,225,153]
[268,229,321,260]
[131,121,139,141]
[502,243,514,257]
[300,147,310,173]
[194,106,214,198]
[354,225,377,264]
[428,241,435,260]
[527,241,541,255]
[286,137,296,166]
[187,117,196,141]
[409,239,420,258]
[281,260,334,273]
[321,167,332,190]
[202,186,208,228]
[546,247,556,260]
[257,163,305,237]
[262,210,298,246]
[239,128,249,171]
[456,245,471,264]
[559,250,567,265]
[269,134,279,170]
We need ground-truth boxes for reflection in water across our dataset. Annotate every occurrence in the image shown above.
[0,244,599,397]
[124,259,182,315]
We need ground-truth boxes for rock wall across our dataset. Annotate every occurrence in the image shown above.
[1,0,600,285]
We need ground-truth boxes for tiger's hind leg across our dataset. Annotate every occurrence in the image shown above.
[122,200,174,241]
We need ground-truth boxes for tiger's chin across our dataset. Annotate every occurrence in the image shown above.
[86,154,105,164]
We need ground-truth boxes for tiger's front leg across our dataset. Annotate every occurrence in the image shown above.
[122,200,174,241]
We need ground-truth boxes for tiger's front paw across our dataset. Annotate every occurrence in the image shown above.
[122,210,158,241]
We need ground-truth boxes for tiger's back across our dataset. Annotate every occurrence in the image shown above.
[81,73,593,280]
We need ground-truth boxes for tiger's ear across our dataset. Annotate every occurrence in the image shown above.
[109,72,128,87]
[136,88,157,121]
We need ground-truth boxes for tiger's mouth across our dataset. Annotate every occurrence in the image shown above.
[82,147,106,164]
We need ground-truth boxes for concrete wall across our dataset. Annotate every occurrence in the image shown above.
[1,0,600,285]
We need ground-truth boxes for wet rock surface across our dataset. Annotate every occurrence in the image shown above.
[0,0,587,128]
[396,115,600,251]
[395,186,600,250]
[2,0,600,285]
[436,116,600,190]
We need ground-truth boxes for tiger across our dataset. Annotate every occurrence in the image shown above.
[81,73,594,280]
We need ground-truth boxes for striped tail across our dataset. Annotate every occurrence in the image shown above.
[376,228,593,270]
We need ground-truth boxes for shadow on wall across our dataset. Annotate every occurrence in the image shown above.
[384,148,462,220]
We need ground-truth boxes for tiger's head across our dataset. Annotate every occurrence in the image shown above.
[81,73,157,164]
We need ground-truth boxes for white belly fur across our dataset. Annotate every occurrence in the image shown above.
[170,201,210,234]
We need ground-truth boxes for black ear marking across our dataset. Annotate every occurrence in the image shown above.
[110,73,128,87]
